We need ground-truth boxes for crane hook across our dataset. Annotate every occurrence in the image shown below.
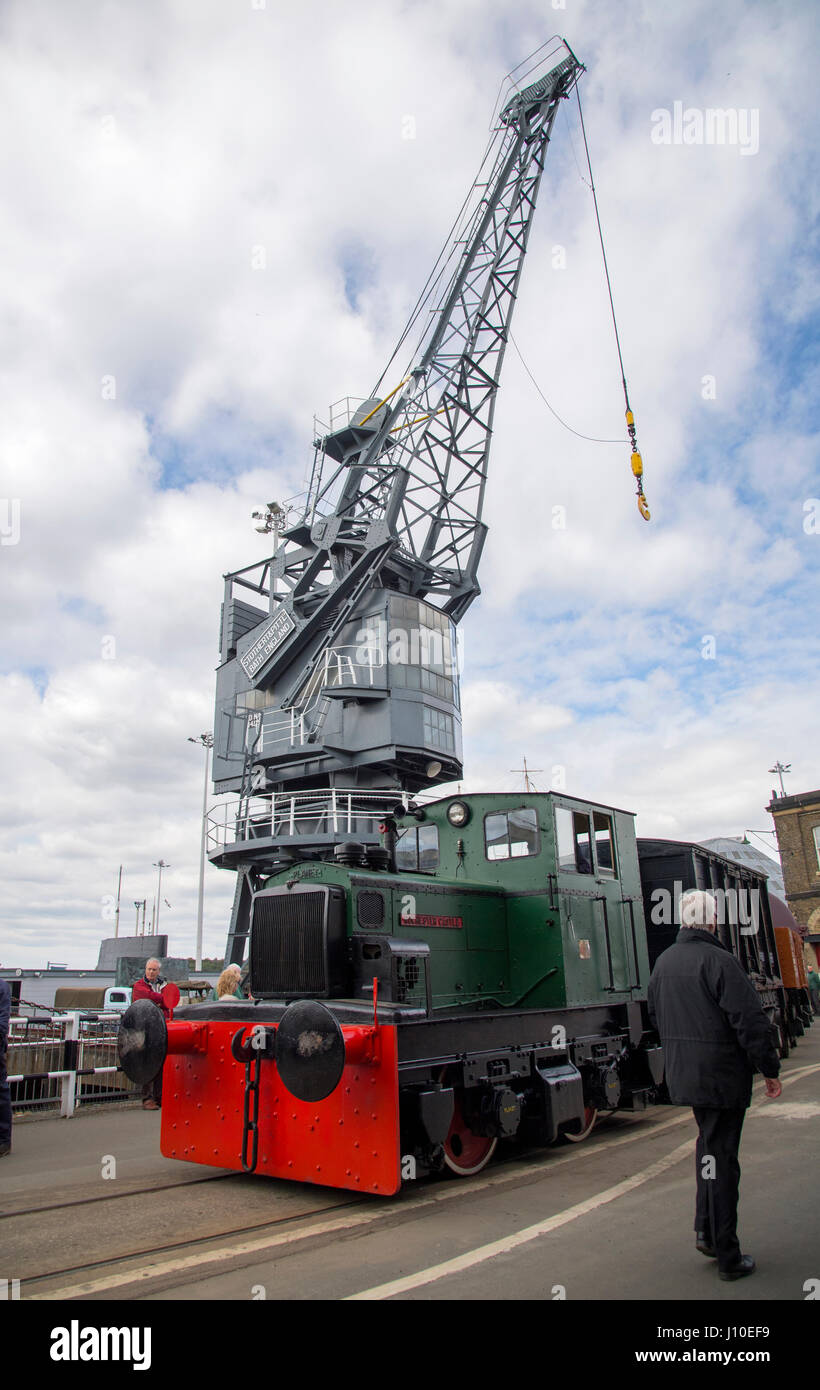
[626,409,651,522]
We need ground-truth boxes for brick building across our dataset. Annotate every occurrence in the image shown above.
[767,787,820,970]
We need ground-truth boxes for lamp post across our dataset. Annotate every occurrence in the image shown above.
[152,861,169,936]
[188,733,214,972]
[114,864,123,938]
[251,501,292,599]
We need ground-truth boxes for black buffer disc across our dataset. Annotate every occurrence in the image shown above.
[275,999,345,1102]
[117,998,168,1084]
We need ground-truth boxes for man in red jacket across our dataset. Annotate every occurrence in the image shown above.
[132,959,172,1110]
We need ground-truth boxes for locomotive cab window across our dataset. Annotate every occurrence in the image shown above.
[484,807,539,861]
[593,812,617,877]
[556,807,619,878]
[395,823,440,873]
[555,807,593,874]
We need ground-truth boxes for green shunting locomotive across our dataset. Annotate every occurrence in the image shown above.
[243,790,666,1180]
[126,785,786,1194]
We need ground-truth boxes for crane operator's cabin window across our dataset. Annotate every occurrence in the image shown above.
[484,808,539,861]
[556,807,618,877]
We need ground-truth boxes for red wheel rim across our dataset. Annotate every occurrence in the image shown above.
[443,1094,497,1175]
[564,1106,597,1143]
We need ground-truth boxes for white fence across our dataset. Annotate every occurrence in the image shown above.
[7,1013,140,1117]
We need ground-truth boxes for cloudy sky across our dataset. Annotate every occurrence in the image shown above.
[1,0,817,968]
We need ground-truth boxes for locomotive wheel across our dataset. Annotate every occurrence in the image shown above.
[563,1106,598,1143]
[443,1094,497,1176]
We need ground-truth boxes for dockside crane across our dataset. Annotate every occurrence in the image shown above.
[208,41,634,963]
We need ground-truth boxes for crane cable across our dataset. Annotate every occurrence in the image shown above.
[575,86,651,521]
[508,332,627,444]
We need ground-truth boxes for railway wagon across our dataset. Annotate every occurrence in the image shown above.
[119,791,667,1194]
[773,925,813,1047]
[636,838,791,1056]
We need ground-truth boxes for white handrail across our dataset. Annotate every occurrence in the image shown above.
[207,787,409,851]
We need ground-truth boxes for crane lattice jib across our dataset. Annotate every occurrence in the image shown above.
[310,50,583,622]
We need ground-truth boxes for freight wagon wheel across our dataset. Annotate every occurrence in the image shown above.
[563,1106,598,1143]
[442,1092,497,1176]
[771,1011,790,1060]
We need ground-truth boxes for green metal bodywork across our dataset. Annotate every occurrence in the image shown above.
[264,792,650,1015]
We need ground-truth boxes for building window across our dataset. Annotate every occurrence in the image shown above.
[484,807,539,861]
[813,825,820,871]
[395,823,440,873]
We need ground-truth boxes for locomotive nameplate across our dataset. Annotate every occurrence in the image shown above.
[401,914,463,929]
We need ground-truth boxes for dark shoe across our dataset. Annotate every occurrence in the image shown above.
[695,1232,716,1258]
[719,1255,756,1281]
[142,1099,160,1111]
[0,1143,10,1157]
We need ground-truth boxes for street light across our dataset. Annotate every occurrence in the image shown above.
[152,861,170,934]
[188,733,214,972]
[251,502,292,597]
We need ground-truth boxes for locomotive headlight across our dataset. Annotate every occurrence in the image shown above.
[447,800,470,827]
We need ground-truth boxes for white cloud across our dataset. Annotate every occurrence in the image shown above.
[0,0,817,966]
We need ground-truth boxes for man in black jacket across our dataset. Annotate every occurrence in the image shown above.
[647,888,781,1281]
[0,975,12,1157]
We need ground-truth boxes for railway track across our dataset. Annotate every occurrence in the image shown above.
[14,1107,682,1300]
[13,1062,820,1300]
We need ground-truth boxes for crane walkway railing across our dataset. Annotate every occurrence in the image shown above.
[244,643,387,755]
[207,787,409,852]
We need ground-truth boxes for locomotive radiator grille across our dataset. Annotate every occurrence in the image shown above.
[252,891,327,995]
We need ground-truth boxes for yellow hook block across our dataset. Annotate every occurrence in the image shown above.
[637,495,651,521]
[630,450,643,477]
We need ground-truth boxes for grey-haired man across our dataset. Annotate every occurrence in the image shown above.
[648,888,781,1280]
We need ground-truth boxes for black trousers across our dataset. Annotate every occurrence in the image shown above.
[141,1068,163,1106]
[0,1046,11,1147]
[692,1105,746,1270]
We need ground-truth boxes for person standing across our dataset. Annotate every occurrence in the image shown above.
[0,975,11,1156]
[647,888,782,1281]
[211,964,245,1002]
[807,960,820,1016]
[133,958,172,1110]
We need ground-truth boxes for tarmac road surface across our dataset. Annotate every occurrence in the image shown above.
[4,1032,819,1304]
